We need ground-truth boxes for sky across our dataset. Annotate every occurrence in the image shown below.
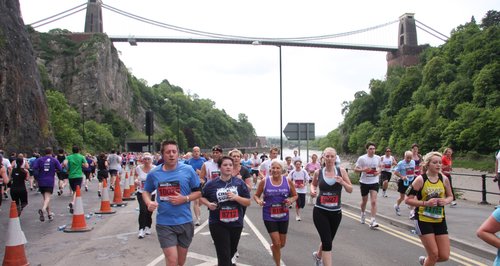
[19,0,498,137]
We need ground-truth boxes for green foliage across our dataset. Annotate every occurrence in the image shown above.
[318,10,500,156]
[46,90,83,149]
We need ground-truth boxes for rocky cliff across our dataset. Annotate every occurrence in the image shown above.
[31,31,145,130]
[0,0,54,152]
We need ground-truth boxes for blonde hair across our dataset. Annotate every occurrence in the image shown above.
[323,147,337,155]
[228,149,242,157]
[421,151,443,173]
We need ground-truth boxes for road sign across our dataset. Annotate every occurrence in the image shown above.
[283,123,315,140]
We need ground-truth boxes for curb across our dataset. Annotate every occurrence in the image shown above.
[342,203,496,259]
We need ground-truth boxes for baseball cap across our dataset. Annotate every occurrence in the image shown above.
[212,145,223,153]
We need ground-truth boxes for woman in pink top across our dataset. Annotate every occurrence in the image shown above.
[306,154,322,204]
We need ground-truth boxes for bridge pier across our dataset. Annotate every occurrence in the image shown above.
[387,13,428,68]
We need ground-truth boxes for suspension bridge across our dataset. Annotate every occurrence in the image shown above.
[27,0,449,67]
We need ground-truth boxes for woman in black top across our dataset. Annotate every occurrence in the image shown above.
[96,152,109,197]
[10,158,29,215]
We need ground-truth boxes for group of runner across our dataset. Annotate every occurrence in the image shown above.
[1,141,459,266]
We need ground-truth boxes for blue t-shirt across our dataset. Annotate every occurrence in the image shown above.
[241,159,252,170]
[144,163,200,226]
[185,157,207,171]
[202,176,250,227]
[395,159,416,181]
[493,208,500,266]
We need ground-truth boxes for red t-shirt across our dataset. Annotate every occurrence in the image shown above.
[441,156,452,177]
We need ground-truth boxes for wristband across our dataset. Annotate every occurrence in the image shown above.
[186,196,190,203]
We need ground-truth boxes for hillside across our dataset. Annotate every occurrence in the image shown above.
[319,11,500,156]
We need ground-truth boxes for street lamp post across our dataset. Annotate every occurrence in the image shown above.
[82,102,87,148]
[279,45,283,160]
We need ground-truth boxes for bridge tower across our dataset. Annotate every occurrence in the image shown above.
[387,13,427,68]
[84,0,103,33]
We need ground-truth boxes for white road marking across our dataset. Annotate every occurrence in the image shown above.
[244,216,286,266]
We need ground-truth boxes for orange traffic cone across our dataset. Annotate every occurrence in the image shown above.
[95,179,116,214]
[64,186,93,233]
[2,201,29,266]
[128,171,136,195]
[111,176,128,207]
[122,172,134,201]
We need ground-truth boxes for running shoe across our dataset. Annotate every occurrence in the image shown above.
[68,203,74,214]
[383,191,388,197]
[409,209,416,220]
[48,212,54,221]
[418,256,426,265]
[144,226,152,235]
[360,212,366,224]
[312,251,323,266]
[231,253,237,265]
[369,218,379,228]
[3,192,8,199]
[451,201,457,207]
[394,204,401,216]
[85,186,88,192]
[138,229,145,239]
[296,216,301,221]
[97,191,101,198]
[38,209,45,222]
[110,186,114,191]
[195,218,201,226]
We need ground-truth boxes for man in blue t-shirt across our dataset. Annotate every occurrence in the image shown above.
[184,146,206,226]
[393,151,416,217]
[143,140,201,266]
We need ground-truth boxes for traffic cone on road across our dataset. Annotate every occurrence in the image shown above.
[64,186,93,233]
[95,179,116,214]
[111,176,128,207]
[122,172,134,201]
[2,201,29,266]
[128,171,136,195]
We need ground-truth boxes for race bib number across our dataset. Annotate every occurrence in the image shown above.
[210,170,221,180]
[366,168,376,177]
[320,193,339,208]
[406,168,415,179]
[295,180,304,187]
[219,206,239,223]
[384,163,391,170]
[415,165,421,175]
[270,203,287,219]
[423,206,444,219]
[158,181,180,202]
[140,180,146,190]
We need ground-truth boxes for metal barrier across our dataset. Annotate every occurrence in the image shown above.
[346,168,499,205]
[450,172,499,205]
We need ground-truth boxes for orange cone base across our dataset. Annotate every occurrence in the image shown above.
[94,209,116,214]
[122,196,136,201]
[64,226,93,233]
[3,245,29,266]
[111,202,128,207]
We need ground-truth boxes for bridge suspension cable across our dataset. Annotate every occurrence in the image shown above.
[101,3,398,42]
[415,19,449,41]
[28,2,87,28]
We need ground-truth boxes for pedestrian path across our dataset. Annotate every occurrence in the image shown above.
[340,185,497,259]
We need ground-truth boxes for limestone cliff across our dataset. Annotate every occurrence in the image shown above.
[0,0,54,152]
[31,31,145,130]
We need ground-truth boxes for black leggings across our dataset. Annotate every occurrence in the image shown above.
[313,207,342,251]
[136,192,155,230]
[10,189,28,211]
[448,175,456,201]
[209,223,243,266]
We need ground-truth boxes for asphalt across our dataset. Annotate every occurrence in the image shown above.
[339,184,498,259]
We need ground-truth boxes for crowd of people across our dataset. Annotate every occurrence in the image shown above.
[1,141,499,266]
